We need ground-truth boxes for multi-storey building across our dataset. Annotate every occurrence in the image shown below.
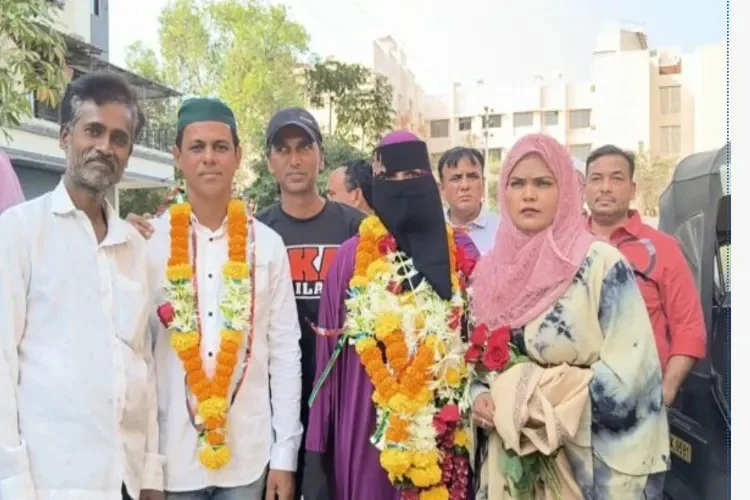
[1,0,180,211]
[424,25,727,172]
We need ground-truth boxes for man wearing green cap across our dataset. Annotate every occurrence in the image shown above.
[142,98,303,500]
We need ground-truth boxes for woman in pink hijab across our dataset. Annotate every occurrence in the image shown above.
[0,149,25,214]
[468,134,669,499]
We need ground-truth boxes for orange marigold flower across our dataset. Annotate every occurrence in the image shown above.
[178,346,201,362]
[184,357,203,372]
[220,339,239,354]
[216,351,237,366]
[205,429,226,446]
[215,364,234,377]
[187,370,206,386]
[203,416,226,429]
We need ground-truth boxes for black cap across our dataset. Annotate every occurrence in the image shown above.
[266,107,323,147]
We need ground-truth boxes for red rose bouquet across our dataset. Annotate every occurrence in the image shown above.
[465,323,562,500]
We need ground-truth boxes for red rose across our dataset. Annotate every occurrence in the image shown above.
[386,280,403,294]
[464,344,482,364]
[157,302,174,328]
[483,329,510,371]
[491,325,512,344]
[433,415,448,435]
[438,404,460,423]
[378,234,397,254]
[448,307,462,330]
[470,324,489,347]
[455,246,477,277]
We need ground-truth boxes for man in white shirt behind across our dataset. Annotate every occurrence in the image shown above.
[144,98,302,500]
[0,72,164,500]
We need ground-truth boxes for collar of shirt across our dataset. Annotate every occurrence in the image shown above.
[587,209,644,241]
[445,205,488,230]
[49,180,130,246]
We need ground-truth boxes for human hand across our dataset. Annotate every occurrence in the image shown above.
[265,469,295,500]
[127,213,155,239]
[472,392,495,430]
[663,383,678,407]
[139,489,164,500]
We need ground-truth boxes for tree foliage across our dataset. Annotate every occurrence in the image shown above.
[336,74,394,150]
[634,145,676,217]
[244,134,367,212]
[126,0,309,154]
[304,58,368,134]
[0,0,67,136]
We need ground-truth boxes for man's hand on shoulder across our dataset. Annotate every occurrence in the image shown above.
[139,489,164,500]
[127,213,155,239]
[265,469,295,500]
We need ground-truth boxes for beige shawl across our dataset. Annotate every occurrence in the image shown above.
[479,362,594,500]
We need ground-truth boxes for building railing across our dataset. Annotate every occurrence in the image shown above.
[30,95,176,154]
[135,124,177,154]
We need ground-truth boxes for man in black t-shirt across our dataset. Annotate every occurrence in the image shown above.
[255,107,364,500]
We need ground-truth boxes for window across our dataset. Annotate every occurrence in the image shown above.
[458,117,472,131]
[91,0,99,15]
[660,86,681,114]
[543,111,559,126]
[430,120,450,138]
[569,144,592,160]
[660,126,681,156]
[568,109,591,129]
[482,114,502,128]
[513,112,533,127]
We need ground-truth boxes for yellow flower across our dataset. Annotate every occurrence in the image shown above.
[223,262,249,280]
[420,486,449,500]
[407,466,441,488]
[366,258,390,281]
[389,393,422,415]
[170,331,200,352]
[199,444,231,469]
[424,336,446,356]
[350,275,368,288]
[374,311,401,341]
[398,292,416,306]
[412,450,440,468]
[355,337,377,354]
[454,428,470,448]
[444,367,462,388]
[380,449,413,478]
[166,264,193,282]
[198,397,228,420]
[220,329,244,346]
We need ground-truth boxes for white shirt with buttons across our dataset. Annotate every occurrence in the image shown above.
[146,211,303,492]
[0,181,164,500]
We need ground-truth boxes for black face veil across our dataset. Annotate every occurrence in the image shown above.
[370,138,453,301]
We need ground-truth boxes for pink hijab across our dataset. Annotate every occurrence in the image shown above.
[471,134,596,329]
[0,149,24,214]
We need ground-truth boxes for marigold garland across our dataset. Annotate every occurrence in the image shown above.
[345,215,474,498]
[165,200,253,470]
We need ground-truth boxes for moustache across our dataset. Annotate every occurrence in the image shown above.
[85,155,116,170]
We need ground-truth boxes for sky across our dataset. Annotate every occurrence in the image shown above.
[109,0,727,95]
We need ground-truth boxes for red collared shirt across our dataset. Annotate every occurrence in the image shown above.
[590,211,707,370]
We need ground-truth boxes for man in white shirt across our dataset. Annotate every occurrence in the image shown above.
[0,72,164,500]
[144,98,302,500]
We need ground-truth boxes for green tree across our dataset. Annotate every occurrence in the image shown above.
[118,187,170,218]
[634,145,676,217]
[304,58,369,134]
[0,0,67,136]
[336,73,394,150]
[125,0,309,154]
[244,134,367,212]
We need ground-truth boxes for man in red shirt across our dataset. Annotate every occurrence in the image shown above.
[584,144,706,407]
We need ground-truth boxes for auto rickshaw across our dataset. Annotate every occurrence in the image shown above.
[658,143,730,499]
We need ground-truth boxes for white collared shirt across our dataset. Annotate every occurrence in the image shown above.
[445,205,500,255]
[147,211,302,492]
[0,181,164,500]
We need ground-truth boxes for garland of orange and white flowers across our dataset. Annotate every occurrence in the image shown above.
[345,215,473,500]
[165,200,253,470]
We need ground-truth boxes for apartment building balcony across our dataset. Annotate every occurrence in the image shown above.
[2,31,181,209]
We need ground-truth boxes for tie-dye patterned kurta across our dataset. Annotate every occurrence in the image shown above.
[479,240,670,499]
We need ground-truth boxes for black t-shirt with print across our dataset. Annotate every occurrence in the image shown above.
[256,201,364,419]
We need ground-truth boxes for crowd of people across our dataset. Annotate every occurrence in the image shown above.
[0,70,707,500]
